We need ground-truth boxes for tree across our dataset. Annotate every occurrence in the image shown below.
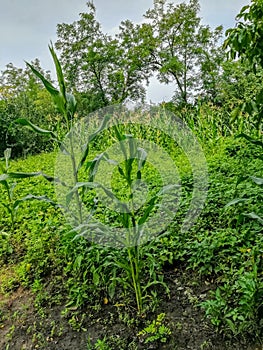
[55,2,150,110]
[215,60,263,111]
[0,61,57,157]
[142,0,223,104]
[225,0,263,70]
[224,0,263,131]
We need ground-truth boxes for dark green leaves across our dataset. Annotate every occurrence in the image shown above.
[224,0,263,70]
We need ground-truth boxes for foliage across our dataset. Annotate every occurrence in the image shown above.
[1,0,263,345]
[14,48,172,314]
[0,61,57,158]
[72,123,172,313]
[55,2,149,109]
[143,0,223,103]
[202,262,262,336]
[137,313,171,344]
[225,0,263,69]
[0,148,59,230]
[54,0,223,107]
[87,336,112,350]
[224,0,263,131]
[0,123,262,341]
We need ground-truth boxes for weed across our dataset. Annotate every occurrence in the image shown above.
[137,313,171,344]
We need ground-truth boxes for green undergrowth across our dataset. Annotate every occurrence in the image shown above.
[0,134,262,341]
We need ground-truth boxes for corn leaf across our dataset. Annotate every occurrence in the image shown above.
[78,114,111,170]
[225,198,248,208]
[236,133,263,147]
[15,118,57,139]
[66,181,99,206]
[13,195,60,211]
[49,43,66,99]
[26,61,59,97]
[3,171,67,187]
[243,212,263,225]
[0,174,9,182]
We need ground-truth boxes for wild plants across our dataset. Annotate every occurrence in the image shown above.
[0,148,56,230]
[137,313,171,344]
[225,134,263,226]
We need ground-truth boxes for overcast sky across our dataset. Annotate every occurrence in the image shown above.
[0,0,249,102]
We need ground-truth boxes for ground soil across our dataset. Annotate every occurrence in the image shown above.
[0,269,262,350]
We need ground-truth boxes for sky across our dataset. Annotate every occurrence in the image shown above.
[0,0,249,102]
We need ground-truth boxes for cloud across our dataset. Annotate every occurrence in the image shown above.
[0,0,87,67]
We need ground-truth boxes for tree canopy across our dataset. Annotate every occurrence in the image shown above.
[225,0,263,131]
[54,0,223,106]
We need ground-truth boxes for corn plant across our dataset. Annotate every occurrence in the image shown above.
[69,123,173,313]
[14,44,110,226]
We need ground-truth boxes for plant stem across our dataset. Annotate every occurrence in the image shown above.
[6,185,15,232]
[127,244,142,313]
[65,111,83,224]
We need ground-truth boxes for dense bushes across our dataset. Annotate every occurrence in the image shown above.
[0,62,58,158]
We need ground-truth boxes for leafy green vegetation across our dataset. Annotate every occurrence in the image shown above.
[0,0,262,349]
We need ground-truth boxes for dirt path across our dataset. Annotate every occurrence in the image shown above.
[0,271,261,350]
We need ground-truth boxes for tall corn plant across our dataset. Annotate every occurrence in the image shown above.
[0,45,80,229]
[69,124,172,313]
[15,44,109,225]
[17,44,83,222]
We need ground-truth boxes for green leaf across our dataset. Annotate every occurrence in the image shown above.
[5,171,43,179]
[0,174,9,183]
[244,212,263,225]
[26,61,59,97]
[4,148,11,169]
[236,133,263,148]
[118,165,126,178]
[13,195,60,210]
[15,118,57,139]
[92,269,100,286]
[26,59,67,114]
[2,171,66,186]
[112,124,127,159]
[78,114,111,170]
[108,282,116,299]
[225,198,248,208]
[86,152,107,179]
[137,192,162,226]
[66,181,99,206]
[137,147,147,171]
[236,175,249,186]
[49,43,66,98]
[225,318,236,333]
[1,203,13,215]
[249,176,263,186]
[66,92,77,115]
